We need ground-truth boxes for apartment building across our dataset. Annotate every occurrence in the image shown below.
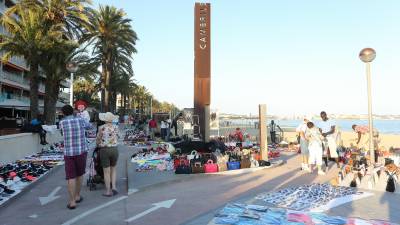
[0,0,69,120]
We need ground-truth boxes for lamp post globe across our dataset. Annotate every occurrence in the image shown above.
[66,62,78,73]
[359,48,376,63]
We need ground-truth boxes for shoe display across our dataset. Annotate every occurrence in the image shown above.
[255,183,359,211]
[0,141,65,206]
[214,203,398,225]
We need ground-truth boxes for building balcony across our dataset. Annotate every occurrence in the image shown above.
[1,70,45,93]
[0,93,30,104]
[3,70,28,85]
[8,55,28,70]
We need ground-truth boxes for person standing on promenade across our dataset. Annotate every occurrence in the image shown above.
[160,120,168,140]
[269,120,277,144]
[59,105,92,210]
[148,117,157,139]
[352,124,380,163]
[318,111,340,169]
[297,116,312,171]
[305,121,325,175]
[97,112,120,197]
[171,113,183,137]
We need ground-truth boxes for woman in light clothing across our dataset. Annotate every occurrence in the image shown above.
[97,112,120,197]
[305,121,325,175]
[296,116,313,171]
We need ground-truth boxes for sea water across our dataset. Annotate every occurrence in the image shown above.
[221,119,400,134]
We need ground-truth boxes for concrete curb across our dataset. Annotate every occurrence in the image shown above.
[127,159,286,195]
[0,163,63,209]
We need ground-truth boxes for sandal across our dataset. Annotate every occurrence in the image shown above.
[102,193,113,197]
[112,190,118,196]
[76,196,83,203]
[67,204,76,210]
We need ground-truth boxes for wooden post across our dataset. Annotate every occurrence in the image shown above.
[259,104,268,161]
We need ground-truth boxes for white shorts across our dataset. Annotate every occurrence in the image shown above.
[309,142,323,166]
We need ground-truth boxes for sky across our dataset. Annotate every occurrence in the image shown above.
[93,0,400,116]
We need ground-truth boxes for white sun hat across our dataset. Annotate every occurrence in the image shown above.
[304,115,313,123]
[99,112,119,123]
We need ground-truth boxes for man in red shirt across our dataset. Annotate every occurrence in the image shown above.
[148,118,157,140]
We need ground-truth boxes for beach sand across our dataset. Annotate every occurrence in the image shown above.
[215,127,400,149]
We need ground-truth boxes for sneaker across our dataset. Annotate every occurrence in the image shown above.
[318,170,326,175]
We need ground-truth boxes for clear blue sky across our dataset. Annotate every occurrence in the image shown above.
[93,0,400,116]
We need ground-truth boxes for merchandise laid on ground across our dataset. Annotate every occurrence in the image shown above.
[333,147,400,193]
[212,203,399,225]
[130,142,175,172]
[124,129,149,144]
[0,142,64,206]
[255,183,373,212]
[173,140,282,174]
[128,132,284,174]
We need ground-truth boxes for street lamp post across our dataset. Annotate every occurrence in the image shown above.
[359,48,376,165]
[66,62,78,106]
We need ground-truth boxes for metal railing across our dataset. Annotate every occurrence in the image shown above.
[2,70,45,92]
[0,93,30,103]
[2,70,28,85]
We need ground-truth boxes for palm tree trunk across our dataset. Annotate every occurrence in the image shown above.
[29,62,40,119]
[101,59,108,112]
[104,52,113,112]
[44,77,60,124]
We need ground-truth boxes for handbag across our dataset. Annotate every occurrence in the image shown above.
[203,153,216,163]
[175,160,191,174]
[218,162,228,172]
[258,160,271,167]
[187,150,198,161]
[191,162,205,173]
[250,155,259,168]
[213,150,229,163]
[227,161,241,170]
[174,155,188,169]
[240,155,251,169]
[204,160,218,173]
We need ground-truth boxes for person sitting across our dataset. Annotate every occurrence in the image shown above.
[30,117,48,145]
[352,124,380,163]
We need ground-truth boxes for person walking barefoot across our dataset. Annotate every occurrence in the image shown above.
[97,112,120,197]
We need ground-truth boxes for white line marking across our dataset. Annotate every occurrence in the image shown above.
[125,199,176,223]
[39,186,62,206]
[29,214,38,218]
[61,196,127,225]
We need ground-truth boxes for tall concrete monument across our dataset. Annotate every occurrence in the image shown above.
[194,2,211,140]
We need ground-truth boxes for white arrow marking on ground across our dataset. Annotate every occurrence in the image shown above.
[39,186,61,206]
[125,199,176,223]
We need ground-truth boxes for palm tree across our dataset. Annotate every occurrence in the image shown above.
[11,0,92,123]
[0,5,62,119]
[84,5,138,112]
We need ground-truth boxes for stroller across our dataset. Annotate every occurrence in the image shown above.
[87,147,104,191]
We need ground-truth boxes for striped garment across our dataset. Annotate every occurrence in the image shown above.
[60,115,92,156]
